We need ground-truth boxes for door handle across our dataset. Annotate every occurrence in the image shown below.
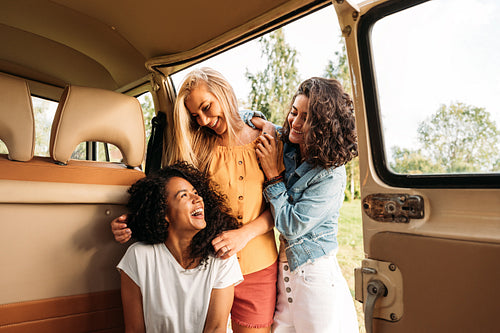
[364,280,387,333]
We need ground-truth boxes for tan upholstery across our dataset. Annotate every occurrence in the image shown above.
[0,73,35,161]
[50,85,145,167]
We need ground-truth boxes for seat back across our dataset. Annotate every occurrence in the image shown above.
[50,85,145,167]
[0,73,35,162]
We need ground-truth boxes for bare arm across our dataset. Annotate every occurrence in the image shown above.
[120,271,145,333]
[212,209,274,259]
[203,286,235,333]
[111,214,132,244]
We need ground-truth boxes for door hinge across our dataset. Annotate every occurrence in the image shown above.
[354,259,404,333]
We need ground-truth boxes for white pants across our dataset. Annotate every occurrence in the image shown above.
[272,253,359,333]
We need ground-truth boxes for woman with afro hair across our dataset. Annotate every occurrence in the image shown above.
[117,162,243,333]
[255,77,359,332]
[113,68,282,332]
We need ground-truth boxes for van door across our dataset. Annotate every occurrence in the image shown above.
[334,0,500,331]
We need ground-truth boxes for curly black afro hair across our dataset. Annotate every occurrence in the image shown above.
[126,161,240,263]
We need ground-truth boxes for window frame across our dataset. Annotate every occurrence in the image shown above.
[357,0,500,189]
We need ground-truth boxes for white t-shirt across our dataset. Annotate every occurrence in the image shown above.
[117,242,243,333]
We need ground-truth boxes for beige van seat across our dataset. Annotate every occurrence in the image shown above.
[0,73,35,162]
[50,85,145,167]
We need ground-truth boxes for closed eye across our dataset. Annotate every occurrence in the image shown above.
[202,103,211,112]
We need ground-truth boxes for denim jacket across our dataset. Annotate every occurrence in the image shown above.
[263,143,346,272]
[239,109,266,129]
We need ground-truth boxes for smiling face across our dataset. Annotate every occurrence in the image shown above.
[287,94,310,146]
[164,177,206,236]
[184,83,228,136]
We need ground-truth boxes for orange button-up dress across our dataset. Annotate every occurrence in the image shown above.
[209,139,279,275]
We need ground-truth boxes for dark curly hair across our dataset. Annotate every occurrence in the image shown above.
[282,77,358,168]
[126,161,240,263]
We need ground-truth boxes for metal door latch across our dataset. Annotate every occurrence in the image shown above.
[354,259,404,333]
[365,280,387,333]
[362,193,424,223]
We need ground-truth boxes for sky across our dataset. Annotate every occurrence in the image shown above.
[173,0,500,158]
[172,5,342,102]
[372,0,500,152]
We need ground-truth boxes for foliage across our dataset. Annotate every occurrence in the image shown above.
[392,102,499,173]
[390,147,444,174]
[417,102,499,172]
[71,143,86,159]
[324,38,352,95]
[344,157,360,201]
[139,92,155,142]
[33,98,56,157]
[324,37,359,199]
[246,29,301,125]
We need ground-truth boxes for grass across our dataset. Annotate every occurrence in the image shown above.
[338,199,365,332]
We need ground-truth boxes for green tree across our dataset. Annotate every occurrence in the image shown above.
[344,157,360,201]
[33,98,57,157]
[324,38,351,95]
[390,147,444,174]
[324,37,359,200]
[140,92,155,142]
[417,102,499,173]
[391,102,499,173]
[246,29,300,124]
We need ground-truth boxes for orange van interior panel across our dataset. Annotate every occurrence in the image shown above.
[0,154,145,186]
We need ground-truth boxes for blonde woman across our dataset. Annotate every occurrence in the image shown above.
[113,67,281,332]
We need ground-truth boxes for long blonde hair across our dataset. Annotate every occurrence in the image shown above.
[164,67,244,173]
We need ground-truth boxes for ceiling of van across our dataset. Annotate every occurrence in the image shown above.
[0,0,325,92]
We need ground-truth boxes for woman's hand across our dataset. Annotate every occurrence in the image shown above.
[261,121,278,139]
[213,210,274,260]
[250,116,266,130]
[111,214,132,244]
[251,118,277,137]
[212,228,252,260]
[255,132,280,180]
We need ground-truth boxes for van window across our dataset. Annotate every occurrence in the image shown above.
[171,5,344,122]
[1,96,69,158]
[137,91,155,143]
[170,4,359,199]
[0,140,6,154]
[370,0,500,175]
[33,96,58,157]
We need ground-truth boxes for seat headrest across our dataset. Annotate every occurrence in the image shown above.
[0,73,35,162]
[50,85,145,167]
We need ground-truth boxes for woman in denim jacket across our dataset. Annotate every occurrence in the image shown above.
[256,77,359,332]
